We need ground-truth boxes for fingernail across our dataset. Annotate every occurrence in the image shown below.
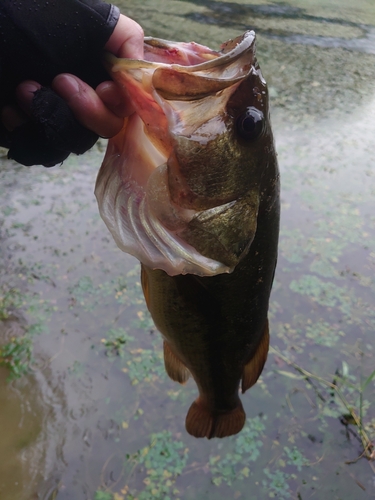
[53,74,81,98]
[16,82,41,109]
[22,82,40,94]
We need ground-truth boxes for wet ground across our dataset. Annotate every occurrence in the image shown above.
[1,1,375,499]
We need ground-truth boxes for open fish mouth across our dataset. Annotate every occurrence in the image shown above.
[95,32,261,276]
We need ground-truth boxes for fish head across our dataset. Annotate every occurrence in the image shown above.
[95,31,277,276]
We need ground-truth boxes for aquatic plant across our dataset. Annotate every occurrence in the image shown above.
[210,416,266,486]
[0,335,33,379]
[124,431,189,500]
[101,328,134,358]
[0,285,54,378]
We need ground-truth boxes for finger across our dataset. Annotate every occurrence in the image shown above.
[52,74,124,138]
[105,15,144,59]
[1,80,38,131]
[96,81,135,117]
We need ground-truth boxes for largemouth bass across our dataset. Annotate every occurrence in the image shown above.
[95,31,279,438]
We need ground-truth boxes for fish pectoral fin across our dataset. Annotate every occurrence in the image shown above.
[241,319,270,393]
[140,265,151,310]
[163,341,190,384]
[185,398,246,439]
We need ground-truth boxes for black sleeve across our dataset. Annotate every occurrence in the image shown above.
[0,0,120,167]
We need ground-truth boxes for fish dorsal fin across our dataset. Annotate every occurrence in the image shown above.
[241,319,269,393]
[163,341,190,384]
[185,398,246,439]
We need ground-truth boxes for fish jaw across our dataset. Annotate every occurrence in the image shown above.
[95,32,269,276]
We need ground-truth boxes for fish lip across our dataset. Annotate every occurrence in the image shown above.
[144,30,256,72]
[105,30,256,74]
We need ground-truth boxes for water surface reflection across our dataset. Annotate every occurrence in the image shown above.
[0,0,374,498]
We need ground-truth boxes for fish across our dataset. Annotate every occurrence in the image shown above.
[95,31,279,438]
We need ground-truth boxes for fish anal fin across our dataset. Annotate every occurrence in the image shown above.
[163,341,190,384]
[185,398,246,439]
[241,319,270,393]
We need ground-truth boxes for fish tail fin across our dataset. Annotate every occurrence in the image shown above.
[185,398,246,439]
[163,341,190,384]
[241,319,269,393]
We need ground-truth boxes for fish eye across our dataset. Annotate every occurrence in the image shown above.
[236,107,264,141]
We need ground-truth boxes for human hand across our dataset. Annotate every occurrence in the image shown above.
[2,14,144,140]
[52,13,144,138]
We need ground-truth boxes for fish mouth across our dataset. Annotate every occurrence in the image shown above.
[95,32,259,276]
[109,30,255,74]
[105,31,256,152]
[143,31,255,100]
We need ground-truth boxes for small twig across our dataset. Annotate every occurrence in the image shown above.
[339,416,363,445]
[304,376,327,403]
[286,392,294,412]
[99,453,116,487]
[345,443,372,465]
[301,387,317,408]
[181,462,208,475]
[307,450,326,467]
[122,461,140,493]
[113,303,129,324]
[348,471,366,491]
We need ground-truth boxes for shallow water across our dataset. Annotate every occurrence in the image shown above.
[1,1,375,499]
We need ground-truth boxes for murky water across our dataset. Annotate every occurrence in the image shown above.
[1,1,375,499]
